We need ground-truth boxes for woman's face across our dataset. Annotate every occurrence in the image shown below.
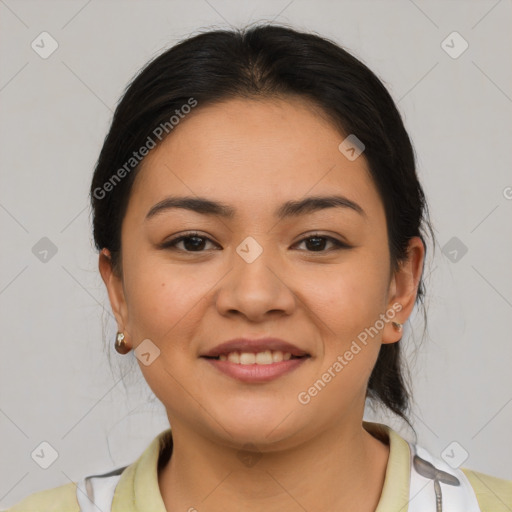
[101,97,423,449]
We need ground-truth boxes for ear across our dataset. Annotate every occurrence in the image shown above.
[98,248,129,335]
[382,236,425,344]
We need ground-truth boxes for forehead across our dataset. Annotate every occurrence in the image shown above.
[127,97,384,224]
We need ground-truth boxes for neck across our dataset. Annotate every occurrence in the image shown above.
[158,420,390,512]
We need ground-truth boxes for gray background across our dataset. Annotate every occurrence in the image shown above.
[1,0,511,508]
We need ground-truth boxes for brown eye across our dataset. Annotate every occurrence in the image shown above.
[160,232,218,252]
[294,234,349,252]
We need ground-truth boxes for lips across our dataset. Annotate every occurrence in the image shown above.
[200,337,310,358]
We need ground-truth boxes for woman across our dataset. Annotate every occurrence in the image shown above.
[8,23,511,512]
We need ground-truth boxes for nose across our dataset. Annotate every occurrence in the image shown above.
[214,244,296,322]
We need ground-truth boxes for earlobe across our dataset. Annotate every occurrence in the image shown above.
[381,308,404,344]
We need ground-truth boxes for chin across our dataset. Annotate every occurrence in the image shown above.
[212,403,305,447]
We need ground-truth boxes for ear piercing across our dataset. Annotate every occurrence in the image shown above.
[392,321,403,332]
[115,332,131,354]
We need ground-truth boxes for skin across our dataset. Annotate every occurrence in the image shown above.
[99,96,424,512]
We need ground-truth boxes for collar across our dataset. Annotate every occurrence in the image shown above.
[110,421,412,512]
[364,421,412,512]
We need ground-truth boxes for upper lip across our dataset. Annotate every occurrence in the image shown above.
[201,337,309,358]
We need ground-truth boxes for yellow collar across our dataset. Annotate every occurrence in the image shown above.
[111,421,412,511]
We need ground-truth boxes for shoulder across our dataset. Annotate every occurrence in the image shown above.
[4,482,79,512]
[461,467,512,512]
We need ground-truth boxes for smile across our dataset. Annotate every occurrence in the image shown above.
[201,351,310,382]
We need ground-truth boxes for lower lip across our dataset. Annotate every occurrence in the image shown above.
[201,357,308,383]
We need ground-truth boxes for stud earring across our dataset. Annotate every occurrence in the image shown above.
[392,321,403,332]
[115,332,131,354]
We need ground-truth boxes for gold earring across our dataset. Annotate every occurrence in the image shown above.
[115,332,130,354]
[392,321,403,332]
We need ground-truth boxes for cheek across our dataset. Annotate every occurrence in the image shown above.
[122,255,208,343]
[298,251,390,337]
[298,253,390,399]
[301,260,388,403]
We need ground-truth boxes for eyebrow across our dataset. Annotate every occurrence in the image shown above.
[145,194,366,221]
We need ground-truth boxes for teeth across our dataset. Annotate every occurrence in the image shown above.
[218,350,295,365]
[255,350,273,365]
[227,352,240,364]
[240,352,256,364]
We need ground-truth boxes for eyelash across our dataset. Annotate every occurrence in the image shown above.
[160,231,350,253]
